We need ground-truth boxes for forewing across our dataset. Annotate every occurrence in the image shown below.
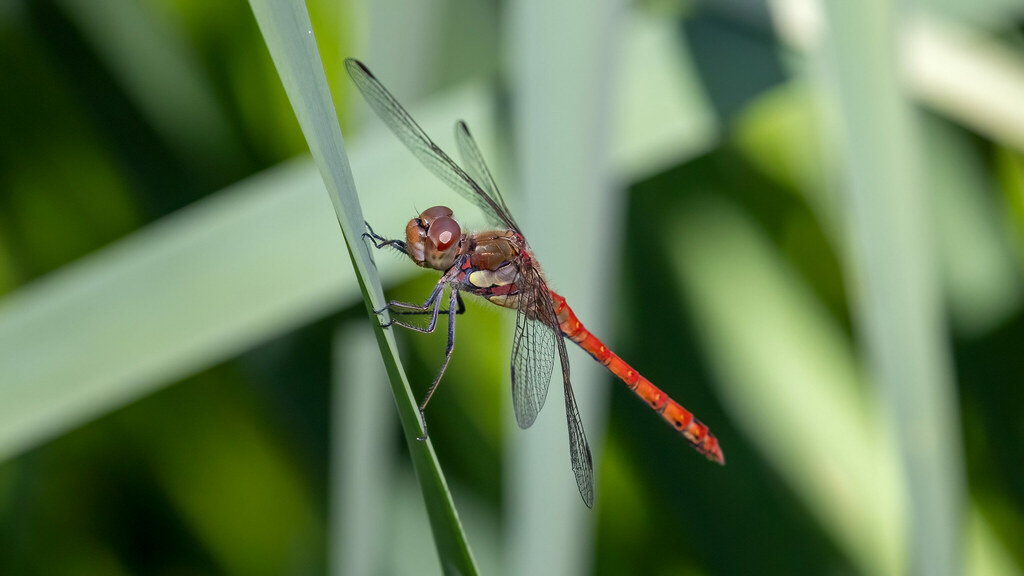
[345,59,513,228]
[454,121,519,231]
[510,268,555,429]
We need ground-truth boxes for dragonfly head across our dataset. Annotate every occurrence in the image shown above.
[406,205,463,270]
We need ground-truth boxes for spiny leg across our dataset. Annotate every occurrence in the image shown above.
[362,221,407,253]
[388,292,465,318]
[416,287,460,441]
[360,223,462,440]
[381,281,446,332]
[362,222,462,323]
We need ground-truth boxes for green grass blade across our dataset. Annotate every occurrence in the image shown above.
[245,1,478,573]
[819,1,964,574]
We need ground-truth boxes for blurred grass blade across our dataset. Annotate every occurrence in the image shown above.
[55,0,242,171]
[734,83,1023,336]
[669,196,902,575]
[819,1,964,574]
[771,2,1024,154]
[506,0,624,570]
[922,115,1023,335]
[612,12,718,181]
[0,159,373,461]
[668,192,1019,576]
[904,16,1024,153]
[117,372,321,576]
[364,0,445,100]
[968,507,1024,576]
[245,0,478,573]
[332,324,394,576]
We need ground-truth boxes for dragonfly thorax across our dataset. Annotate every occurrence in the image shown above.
[406,205,465,271]
[467,230,521,271]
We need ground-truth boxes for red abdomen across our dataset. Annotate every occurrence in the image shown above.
[549,290,725,464]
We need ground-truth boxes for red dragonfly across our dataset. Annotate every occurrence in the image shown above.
[346,58,724,507]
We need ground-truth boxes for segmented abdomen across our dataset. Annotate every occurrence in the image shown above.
[549,290,725,464]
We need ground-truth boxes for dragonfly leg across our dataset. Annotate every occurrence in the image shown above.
[416,287,459,441]
[380,284,446,333]
[388,292,465,317]
[375,277,444,315]
[363,221,408,254]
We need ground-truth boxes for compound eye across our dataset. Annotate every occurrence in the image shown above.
[428,217,461,250]
[420,205,454,226]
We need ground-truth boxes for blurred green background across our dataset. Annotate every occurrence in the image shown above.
[2,0,1024,574]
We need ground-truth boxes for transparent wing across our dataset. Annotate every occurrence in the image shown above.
[454,121,519,231]
[558,333,595,508]
[345,59,514,229]
[512,267,594,507]
[510,267,556,429]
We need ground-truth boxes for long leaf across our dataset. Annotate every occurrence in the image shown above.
[244,0,478,573]
[819,1,964,574]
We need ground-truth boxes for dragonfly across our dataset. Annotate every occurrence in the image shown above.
[346,58,724,507]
